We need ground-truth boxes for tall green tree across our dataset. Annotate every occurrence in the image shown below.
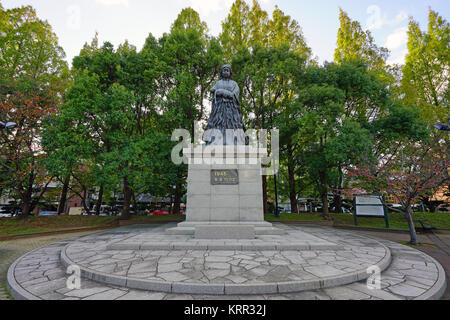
[44,43,141,219]
[290,61,424,216]
[221,1,311,62]
[221,1,311,213]
[171,7,208,35]
[334,8,389,71]
[0,5,68,218]
[233,44,306,213]
[0,5,69,90]
[158,9,223,213]
[220,0,252,61]
[268,5,311,57]
[401,9,449,125]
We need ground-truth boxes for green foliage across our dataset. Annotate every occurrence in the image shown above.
[401,9,449,125]
[171,7,208,36]
[0,5,69,90]
[334,8,389,70]
[232,44,306,130]
[220,0,311,62]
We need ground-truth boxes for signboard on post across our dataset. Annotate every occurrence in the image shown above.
[353,195,389,228]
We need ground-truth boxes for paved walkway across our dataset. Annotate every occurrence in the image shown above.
[0,231,96,300]
[1,224,448,300]
[354,229,450,300]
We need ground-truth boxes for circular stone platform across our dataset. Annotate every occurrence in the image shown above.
[7,223,447,300]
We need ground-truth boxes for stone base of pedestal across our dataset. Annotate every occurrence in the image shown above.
[166,221,285,237]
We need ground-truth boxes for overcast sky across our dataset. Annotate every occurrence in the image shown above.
[3,0,449,67]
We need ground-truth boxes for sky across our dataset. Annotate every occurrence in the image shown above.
[2,0,449,67]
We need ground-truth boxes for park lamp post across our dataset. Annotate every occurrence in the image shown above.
[0,121,17,130]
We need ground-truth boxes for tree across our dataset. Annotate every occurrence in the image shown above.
[401,9,449,125]
[293,64,374,217]
[0,5,68,218]
[289,61,418,217]
[233,44,306,213]
[221,1,311,62]
[171,7,208,36]
[44,43,138,219]
[0,5,69,90]
[0,76,58,217]
[334,8,389,71]
[158,10,223,213]
[222,1,311,214]
[348,137,449,245]
[220,0,252,62]
[268,5,311,57]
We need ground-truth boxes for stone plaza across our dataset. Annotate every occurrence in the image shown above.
[6,223,446,300]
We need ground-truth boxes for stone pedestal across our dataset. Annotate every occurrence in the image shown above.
[166,146,284,238]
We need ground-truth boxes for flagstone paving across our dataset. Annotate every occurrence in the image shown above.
[5,224,447,300]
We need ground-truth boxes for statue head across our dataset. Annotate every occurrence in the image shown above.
[220,64,232,80]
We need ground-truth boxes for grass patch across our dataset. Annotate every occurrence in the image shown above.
[399,241,439,249]
[0,215,117,237]
[332,212,450,230]
[265,212,326,221]
[264,212,450,230]
[0,214,187,236]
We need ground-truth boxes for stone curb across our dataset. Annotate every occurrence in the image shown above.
[413,250,447,300]
[105,242,343,251]
[6,246,46,300]
[62,240,391,295]
[346,231,447,301]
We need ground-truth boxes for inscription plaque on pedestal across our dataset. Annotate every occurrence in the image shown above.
[211,169,239,185]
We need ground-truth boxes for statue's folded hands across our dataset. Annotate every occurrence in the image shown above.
[216,88,232,98]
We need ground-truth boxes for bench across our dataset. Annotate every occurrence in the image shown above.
[417,219,436,232]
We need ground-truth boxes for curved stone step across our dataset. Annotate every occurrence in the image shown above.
[60,241,392,295]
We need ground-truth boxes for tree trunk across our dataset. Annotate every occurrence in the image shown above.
[321,190,329,217]
[21,200,31,219]
[262,175,268,214]
[287,147,298,214]
[80,188,91,215]
[20,186,33,219]
[319,171,330,219]
[132,191,138,216]
[404,206,418,245]
[173,181,182,215]
[57,175,70,215]
[121,177,132,220]
[95,184,104,215]
[332,191,343,213]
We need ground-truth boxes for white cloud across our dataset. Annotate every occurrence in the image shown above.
[188,0,273,17]
[384,26,408,50]
[393,11,408,24]
[387,49,408,65]
[188,0,234,16]
[366,5,408,30]
[95,0,129,7]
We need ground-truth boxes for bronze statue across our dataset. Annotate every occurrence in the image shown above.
[202,64,248,145]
